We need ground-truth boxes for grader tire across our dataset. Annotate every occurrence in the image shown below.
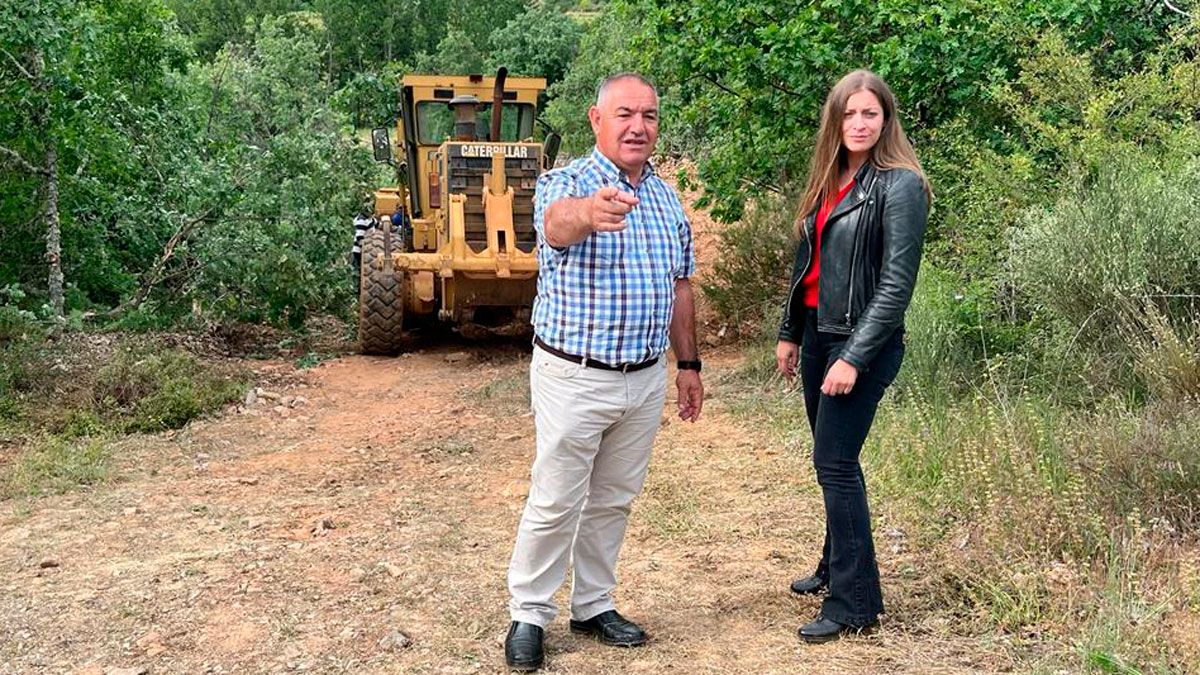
[358,229,406,355]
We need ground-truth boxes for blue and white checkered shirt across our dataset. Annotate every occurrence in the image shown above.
[531,147,695,366]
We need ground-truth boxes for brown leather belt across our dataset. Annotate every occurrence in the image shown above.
[534,336,659,373]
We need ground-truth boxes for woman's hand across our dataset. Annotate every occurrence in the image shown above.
[821,359,858,396]
[776,340,799,379]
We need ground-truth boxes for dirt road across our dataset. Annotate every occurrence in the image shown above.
[0,336,1015,674]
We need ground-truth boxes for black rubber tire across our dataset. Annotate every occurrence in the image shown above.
[357,228,406,355]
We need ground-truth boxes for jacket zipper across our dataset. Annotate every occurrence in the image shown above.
[785,216,815,326]
[845,175,880,326]
[845,224,859,325]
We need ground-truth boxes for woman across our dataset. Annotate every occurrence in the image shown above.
[775,69,931,644]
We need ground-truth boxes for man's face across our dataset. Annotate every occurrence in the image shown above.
[588,78,659,179]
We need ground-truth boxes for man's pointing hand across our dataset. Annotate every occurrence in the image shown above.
[589,186,639,232]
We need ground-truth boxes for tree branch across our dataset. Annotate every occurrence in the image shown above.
[767,80,806,99]
[0,144,49,175]
[113,206,220,315]
[73,153,89,179]
[102,169,252,318]
[702,74,752,102]
[0,47,34,81]
[741,175,783,195]
[1164,0,1192,16]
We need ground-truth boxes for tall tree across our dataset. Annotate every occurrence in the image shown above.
[0,0,79,316]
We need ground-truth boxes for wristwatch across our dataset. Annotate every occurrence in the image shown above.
[676,359,702,372]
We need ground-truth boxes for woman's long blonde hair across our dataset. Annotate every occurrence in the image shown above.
[796,69,930,235]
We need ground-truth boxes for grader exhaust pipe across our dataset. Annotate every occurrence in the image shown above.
[490,67,508,141]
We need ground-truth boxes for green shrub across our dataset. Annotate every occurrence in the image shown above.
[0,304,42,345]
[1006,150,1200,395]
[94,348,246,433]
[700,193,795,333]
[0,305,44,414]
[895,265,987,396]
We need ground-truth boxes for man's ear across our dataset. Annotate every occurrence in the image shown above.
[588,106,601,134]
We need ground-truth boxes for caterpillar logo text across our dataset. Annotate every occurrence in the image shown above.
[458,144,530,159]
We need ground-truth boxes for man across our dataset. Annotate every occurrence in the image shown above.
[504,72,704,672]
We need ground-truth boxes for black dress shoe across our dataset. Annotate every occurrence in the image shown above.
[799,615,878,644]
[789,574,828,595]
[569,609,648,647]
[504,621,544,671]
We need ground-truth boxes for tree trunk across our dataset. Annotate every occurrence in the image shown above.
[44,139,63,317]
[30,49,63,317]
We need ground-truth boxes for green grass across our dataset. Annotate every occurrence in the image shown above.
[2,330,249,500]
[2,434,111,499]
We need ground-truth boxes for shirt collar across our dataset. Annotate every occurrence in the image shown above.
[590,146,655,187]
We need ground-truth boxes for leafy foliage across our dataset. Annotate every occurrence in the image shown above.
[543,5,644,155]
[488,5,584,86]
[619,0,1186,222]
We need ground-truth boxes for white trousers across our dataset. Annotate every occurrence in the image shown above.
[507,345,667,627]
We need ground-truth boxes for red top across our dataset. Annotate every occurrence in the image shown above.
[802,179,856,308]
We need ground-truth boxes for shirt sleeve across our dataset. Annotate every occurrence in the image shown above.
[673,195,695,279]
[533,169,579,255]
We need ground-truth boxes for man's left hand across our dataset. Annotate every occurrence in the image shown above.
[676,370,703,422]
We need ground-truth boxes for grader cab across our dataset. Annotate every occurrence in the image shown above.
[360,68,559,354]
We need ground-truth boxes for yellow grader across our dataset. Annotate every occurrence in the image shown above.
[361,67,559,354]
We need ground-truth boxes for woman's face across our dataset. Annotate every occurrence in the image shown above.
[841,89,884,156]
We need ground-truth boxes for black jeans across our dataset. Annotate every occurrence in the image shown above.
[799,308,903,627]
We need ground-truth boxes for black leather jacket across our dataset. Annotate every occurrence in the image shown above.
[778,163,928,371]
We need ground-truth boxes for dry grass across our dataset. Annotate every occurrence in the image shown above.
[723,363,1200,673]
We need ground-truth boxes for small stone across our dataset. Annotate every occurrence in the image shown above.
[243,389,258,407]
[310,517,336,536]
[259,390,281,400]
[105,668,148,675]
[291,396,309,408]
[136,632,168,658]
[501,433,522,442]
[378,629,412,651]
[378,561,402,578]
[349,567,367,582]
[703,333,720,347]
[247,517,265,530]
[443,351,470,363]
[38,557,59,569]
[236,476,260,486]
[502,480,530,500]
[123,507,138,517]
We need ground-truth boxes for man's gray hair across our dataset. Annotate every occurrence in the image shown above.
[595,72,658,106]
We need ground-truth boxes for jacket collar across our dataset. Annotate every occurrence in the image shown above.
[826,161,878,223]
[590,146,654,187]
